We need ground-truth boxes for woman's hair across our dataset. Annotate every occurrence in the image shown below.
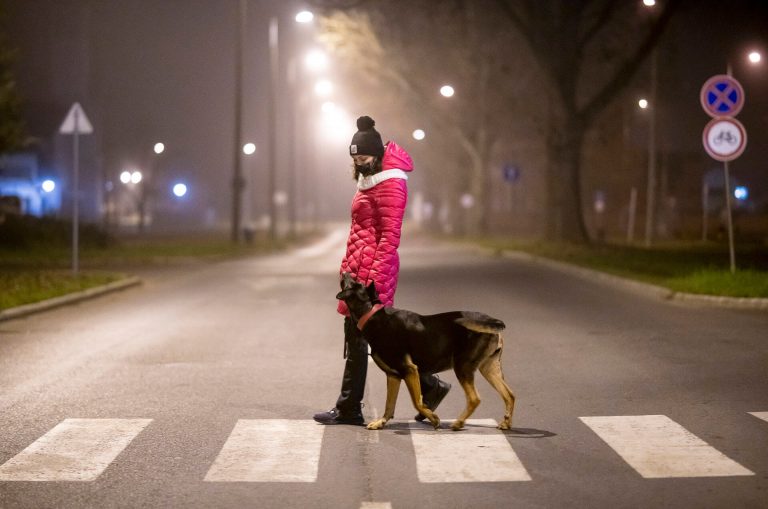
[351,157,382,180]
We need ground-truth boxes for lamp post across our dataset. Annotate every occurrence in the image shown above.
[231,0,247,243]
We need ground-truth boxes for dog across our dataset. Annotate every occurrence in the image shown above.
[336,272,515,431]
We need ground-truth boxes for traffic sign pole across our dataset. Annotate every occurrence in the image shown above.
[59,102,93,276]
[72,110,80,275]
[723,160,736,274]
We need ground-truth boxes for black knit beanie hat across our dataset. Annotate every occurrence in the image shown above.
[349,116,384,158]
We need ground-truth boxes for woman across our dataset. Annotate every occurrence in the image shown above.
[313,116,450,426]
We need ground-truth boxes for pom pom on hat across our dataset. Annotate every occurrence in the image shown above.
[350,115,384,157]
[356,115,375,131]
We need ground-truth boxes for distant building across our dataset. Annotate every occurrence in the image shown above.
[0,153,61,217]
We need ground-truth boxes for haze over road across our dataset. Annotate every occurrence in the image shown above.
[1,231,766,508]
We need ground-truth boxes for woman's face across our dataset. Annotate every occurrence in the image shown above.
[352,155,375,166]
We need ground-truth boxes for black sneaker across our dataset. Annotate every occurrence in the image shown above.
[313,407,365,426]
[415,379,451,421]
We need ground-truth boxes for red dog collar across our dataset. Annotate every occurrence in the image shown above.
[357,304,384,331]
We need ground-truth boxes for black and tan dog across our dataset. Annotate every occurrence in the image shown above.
[336,272,515,431]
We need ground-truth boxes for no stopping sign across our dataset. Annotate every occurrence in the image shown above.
[702,117,747,162]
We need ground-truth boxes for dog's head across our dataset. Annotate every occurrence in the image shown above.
[336,272,381,317]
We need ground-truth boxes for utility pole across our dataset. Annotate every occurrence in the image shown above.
[231,0,246,243]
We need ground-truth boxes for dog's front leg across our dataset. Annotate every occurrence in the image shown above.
[366,375,400,430]
[402,356,440,429]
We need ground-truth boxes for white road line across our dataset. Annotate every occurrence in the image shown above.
[204,419,324,482]
[580,415,754,478]
[360,503,392,509]
[410,419,531,482]
[749,411,768,423]
[0,418,152,481]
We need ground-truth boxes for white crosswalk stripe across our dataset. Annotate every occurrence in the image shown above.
[1,414,761,484]
[0,418,152,481]
[204,419,325,482]
[411,419,531,482]
[580,414,754,478]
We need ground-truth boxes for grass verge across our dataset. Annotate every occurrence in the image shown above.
[1,231,315,310]
[468,237,768,298]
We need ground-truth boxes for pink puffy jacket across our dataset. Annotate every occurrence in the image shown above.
[338,141,414,316]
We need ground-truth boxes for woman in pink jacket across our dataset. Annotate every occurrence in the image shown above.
[313,116,450,426]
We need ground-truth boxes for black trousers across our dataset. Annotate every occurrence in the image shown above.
[335,317,441,414]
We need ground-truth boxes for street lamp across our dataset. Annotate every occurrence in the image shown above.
[305,49,328,72]
[295,10,313,23]
[748,51,762,64]
[440,85,455,98]
[153,142,165,155]
[638,98,649,109]
[413,129,426,141]
[173,183,188,198]
[243,142,256,155]
[314,79,333,96]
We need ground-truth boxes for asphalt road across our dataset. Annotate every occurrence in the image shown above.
[1,230,767,508]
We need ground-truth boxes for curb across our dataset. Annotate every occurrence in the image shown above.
[492,249,768,311]
[0,276,143,322]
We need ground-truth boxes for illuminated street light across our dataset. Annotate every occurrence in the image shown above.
[638,98,649,109]
[295,10,313,23]
[154,142,165,155]
[305,49,328,72]
[131,171,143,184]
[314,79,333,96]
[243,142,256,155]
[173,183,188,198]
[748,51,762,64]
[440,85,455,97]
[642,0,656,6]
[734,186,748,201]
[413,129,426,141]
[120,171,131,184]
[42,179,56,193]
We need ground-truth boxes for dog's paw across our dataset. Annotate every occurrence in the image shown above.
[450,420,464,431]
[497,419,512,430]
[366,419,387,430]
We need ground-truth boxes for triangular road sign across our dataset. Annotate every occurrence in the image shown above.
[59,102,93,134]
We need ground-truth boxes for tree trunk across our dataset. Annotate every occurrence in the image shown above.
[546,122,590,243]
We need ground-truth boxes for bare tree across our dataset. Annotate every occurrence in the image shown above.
[315,0,538,234]
[495,0,680,241]
[0,0,25,154]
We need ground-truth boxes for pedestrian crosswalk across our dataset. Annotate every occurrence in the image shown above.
[0,413,764,483]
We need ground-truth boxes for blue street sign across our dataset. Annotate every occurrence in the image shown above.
[700,75,744,118]
[502,164,520,183]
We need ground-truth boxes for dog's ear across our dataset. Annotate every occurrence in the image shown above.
[365,281,380,302]
[336,289,353,300]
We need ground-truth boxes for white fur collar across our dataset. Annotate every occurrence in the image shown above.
[357,168,409,190]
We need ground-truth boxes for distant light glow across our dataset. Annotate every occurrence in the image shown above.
[412,129,425,141]
[243,142,256,155]
[154,142,165,154]
[440,85,455,98]
[131,171,143,184]
[305,49,328,72]
[295,10,314,23]
[321,101,336,113]
[643,0,656,6]
[734,186,748,200]
[638,98,649,109]
[42,179,56,193]
[748,51,762,64]
[173,183,188,198]
[314,79,333,96]
[120,171,131,184]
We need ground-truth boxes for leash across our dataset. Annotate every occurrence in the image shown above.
[357,303,384,331]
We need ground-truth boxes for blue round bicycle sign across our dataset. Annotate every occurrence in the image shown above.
[700,75,745,118]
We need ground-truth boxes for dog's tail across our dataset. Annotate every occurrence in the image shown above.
[455,312,506,333]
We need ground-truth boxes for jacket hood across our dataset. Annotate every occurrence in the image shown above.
[381,141,413,172]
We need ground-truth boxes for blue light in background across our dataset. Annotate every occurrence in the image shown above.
[734,186,748,201]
